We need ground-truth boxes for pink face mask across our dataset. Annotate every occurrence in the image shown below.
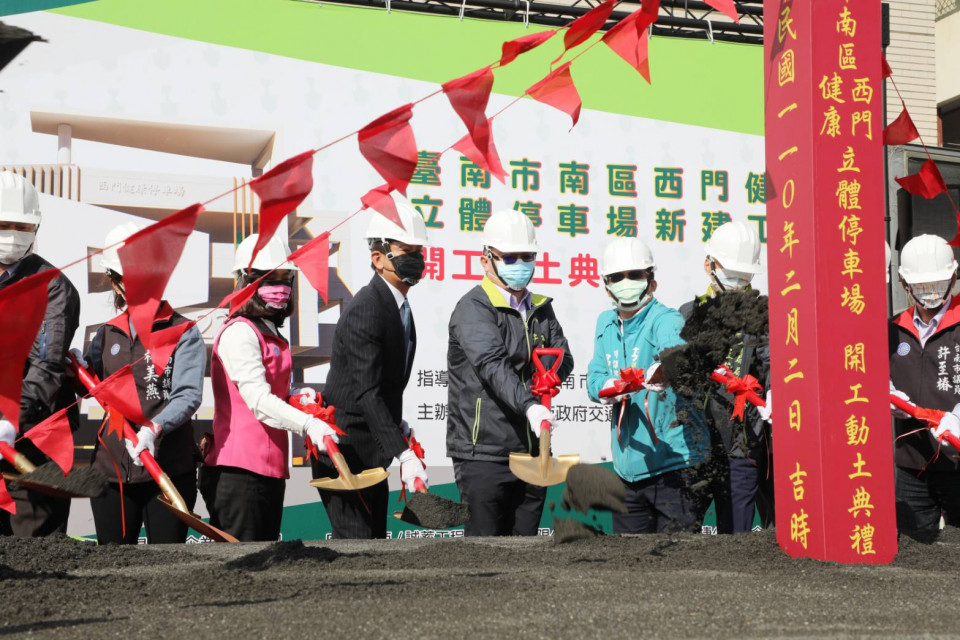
[258,284,292,309]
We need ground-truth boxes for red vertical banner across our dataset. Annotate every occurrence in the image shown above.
[764,0,896,563]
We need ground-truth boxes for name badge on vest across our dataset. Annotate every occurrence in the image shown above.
[897,342,910,357]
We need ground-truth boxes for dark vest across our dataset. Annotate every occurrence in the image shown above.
[92,305,198,483]
[889,297,960,472]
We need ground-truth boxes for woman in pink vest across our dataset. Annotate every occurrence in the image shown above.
[200,233,338,541]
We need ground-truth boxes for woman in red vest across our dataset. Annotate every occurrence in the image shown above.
[199,233,337,542]
[79,222,206,544]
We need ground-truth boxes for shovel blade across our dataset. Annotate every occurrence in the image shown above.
[309,467,389,491]
[509,453,580,487]
[158,497,238,543]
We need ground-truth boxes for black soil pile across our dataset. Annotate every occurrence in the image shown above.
[0,534,192,573]
[398,492,470,529]
[16,462,109,498]
[225,539,340,571]
[662,290,769,397]
[552,464,624,544]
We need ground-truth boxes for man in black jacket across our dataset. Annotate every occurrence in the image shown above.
[889,234,960,542]
[0,172,80,537]
[312,198,429,538]
[447,209,573,536]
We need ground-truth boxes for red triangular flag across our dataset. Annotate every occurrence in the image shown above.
[0,269,59,430]
[556,0,615,62]
[443,66,494,163]
[23,406,74,474]
[221,282,259,316]
[882,54,893,79]
[454,120,507,183]
[107,407,126,440]
[602,11,652,83]
[361,184,405,229]
[90,364,148,429]
[358,104,418,196]
[896,159,948,199]
[500,30,557,67]
[883,105,920,146]
[525,62,582,128]
[118,203,202,372]
[704,0,739,23]
[0,476,14,514]
[146,321,196,375]
[248,150,315,271]
[289,232,331,303]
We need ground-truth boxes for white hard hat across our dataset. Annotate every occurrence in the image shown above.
[899,234,958,284]
[482,209,538,254]
[0,171,42,226]
[100,221,146,276]
[364,195,429,246]
[602,237,656,276]
[233,232,298,273]
[705,221,762,274]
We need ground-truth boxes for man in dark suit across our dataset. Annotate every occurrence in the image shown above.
[312,198,430,538]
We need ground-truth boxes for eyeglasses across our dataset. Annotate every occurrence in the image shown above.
[491,252,537,265]
[604,270,649,284]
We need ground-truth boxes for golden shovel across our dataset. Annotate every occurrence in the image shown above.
[509,347,579,487]
[309,436,389,491]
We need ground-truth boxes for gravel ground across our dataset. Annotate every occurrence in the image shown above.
[1,529,959,639]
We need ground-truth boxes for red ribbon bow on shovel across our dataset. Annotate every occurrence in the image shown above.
[598,367,656,445]
[531,368,562,402]
[710,367,765,420]
[398,431,427,504]
[288,393,345,459]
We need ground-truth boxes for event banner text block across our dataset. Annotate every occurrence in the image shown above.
[764,0,896,563]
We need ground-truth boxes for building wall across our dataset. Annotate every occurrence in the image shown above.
[887,0,939,143]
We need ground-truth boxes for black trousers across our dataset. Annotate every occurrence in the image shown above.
[712,455,775,534]
[613,467,710,534]
[317,480,390,539]
[0,485,71,538]
[895,465,960,541]
[453,458,546,537]
[199,465,285,542]
[91,472,197,544]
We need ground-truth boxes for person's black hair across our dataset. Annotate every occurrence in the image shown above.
[233,269,295,326]
[107,270,126,312]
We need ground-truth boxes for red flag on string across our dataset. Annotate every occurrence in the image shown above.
[602,11,652,83]
[500,30,557,67]
[358,104,418,195]
[883,105,920,146]
[556,0,615,62]
[0,476,14,514]
[0,269,58,430]
[443,66,494,162]
[222,282,259,316]
[453,120,507,183]
[118,203,202,373]
[248,150,315,271]
[882,54,893,79]
[90,365,148,437]
[289,232,331,303]
[361,184,404,229]
[525,62,582,128]
[23,406,74,474]
[146,321,196,377]
[896,159,948,199]
[704,0,739,23]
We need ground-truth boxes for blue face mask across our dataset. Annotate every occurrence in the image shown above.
[496,261,535,292]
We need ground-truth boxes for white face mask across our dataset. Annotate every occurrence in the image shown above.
[0,230,35,265]
[910,279,952,310]
[606,278,652,312]
[712,267,753,293]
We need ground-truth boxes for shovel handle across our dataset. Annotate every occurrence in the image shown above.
[532,347,564,377]
[890,395,960,450]
[0,441,35,474]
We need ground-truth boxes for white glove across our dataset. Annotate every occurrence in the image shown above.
[526,404,555,437]
[305,417,339,454]
[67,347,87,369]
[400,419,412,439]
[600,378,630,405]
[890,380,911,420]
[934,412,960,446]
[125,424,161,465]
[0,419,17,446]
[643,362,667,393]
[398,448,428,492]
[757,391,773,423]
[293,387,317,405]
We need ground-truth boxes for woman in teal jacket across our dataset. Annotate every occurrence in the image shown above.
[587,238,711,534]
